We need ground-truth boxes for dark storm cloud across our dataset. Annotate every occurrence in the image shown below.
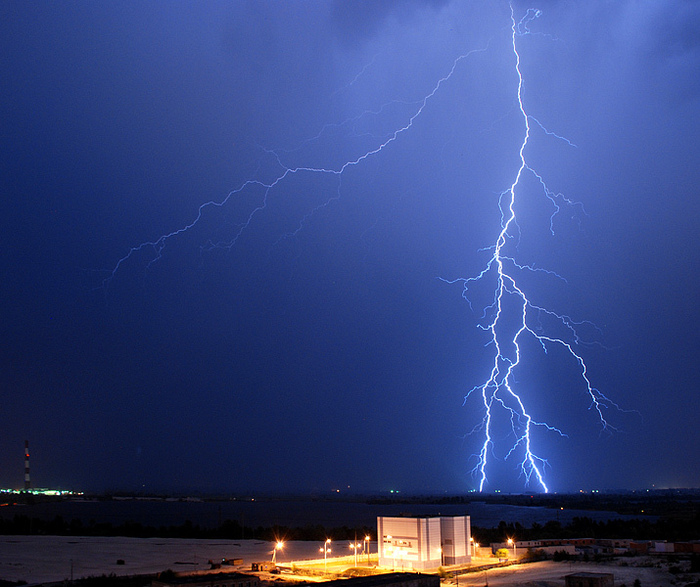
[642,0,700,102]
[330,0,450,43]
[649,0,700,54]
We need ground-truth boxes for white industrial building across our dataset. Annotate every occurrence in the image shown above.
[377,515,471,571]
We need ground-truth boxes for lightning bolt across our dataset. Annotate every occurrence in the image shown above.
[440,6,619,492]
[103,6,620,492]
[102,45,488,289]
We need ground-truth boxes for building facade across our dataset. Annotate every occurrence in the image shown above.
[565,573,614,587]
[377,515,471,571]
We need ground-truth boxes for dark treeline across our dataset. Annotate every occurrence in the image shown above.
[1,512,699,542]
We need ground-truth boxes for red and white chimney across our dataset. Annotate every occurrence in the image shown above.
[24,440,30,491]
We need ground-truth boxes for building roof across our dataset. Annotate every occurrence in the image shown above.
[311,573,438,587]
[154,572,257,585]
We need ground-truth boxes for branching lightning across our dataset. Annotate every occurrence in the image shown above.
[102,45,487,289]
[104,6,620,492]
[440,6,620,492]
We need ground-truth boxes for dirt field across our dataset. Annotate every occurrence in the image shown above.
[448,558,698,587]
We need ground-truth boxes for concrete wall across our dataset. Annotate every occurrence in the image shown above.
[440,516,471,566]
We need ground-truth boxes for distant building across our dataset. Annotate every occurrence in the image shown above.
[152,572,259,587]
[377,515,471,570]
[654,541,700,554]
[492,538,595,553]
[565,572,614,587]
[250,561,277,572]
[672,542,700,554]
[597,539,632,554]
[629,541,652,554]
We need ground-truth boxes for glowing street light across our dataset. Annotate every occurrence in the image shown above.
[365,535,371,566]
[349,541,361,567]
[272,541,284,563]
[320,538,332,571]
[507,538,516,559]
[470,537,480,558]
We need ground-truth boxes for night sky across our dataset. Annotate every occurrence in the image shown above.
[2,1,698,495]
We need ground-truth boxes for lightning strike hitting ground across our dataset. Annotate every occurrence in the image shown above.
[105,7,618,492]
[440,7,619,492]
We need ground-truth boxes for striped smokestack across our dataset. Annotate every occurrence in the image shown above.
[24,440,30,491]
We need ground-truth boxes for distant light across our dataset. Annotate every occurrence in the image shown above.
[0,488,83,496]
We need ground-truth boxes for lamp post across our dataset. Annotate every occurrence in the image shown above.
[272,541,284,564]
[507,538,516,559]
[349,542,360,567]
[320,538,332,571]
[365,535,371,566]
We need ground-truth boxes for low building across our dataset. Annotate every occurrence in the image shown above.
[597,539,632,554]
[629,541,652,554]
[378,515,471,570]
[565,573,614,587]
[673,542,700,554]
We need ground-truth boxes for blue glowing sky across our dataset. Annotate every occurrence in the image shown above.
[1,1,698,494]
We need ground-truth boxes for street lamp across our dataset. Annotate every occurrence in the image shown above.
[272,541,284,564]
[320,538,332,571]
[507,538,516,559]
[365,535,371,566]
[349,542,360,567]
